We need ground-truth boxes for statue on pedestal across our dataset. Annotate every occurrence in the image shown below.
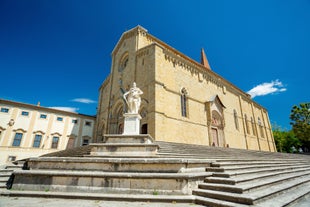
[123,82,143,114]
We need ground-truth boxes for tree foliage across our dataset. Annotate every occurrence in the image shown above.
[290,103,310,147]
[273,125,301,153]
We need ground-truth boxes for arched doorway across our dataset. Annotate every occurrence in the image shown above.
[208,95,226,147]
[211,110,225,147]
[108,104,124,134]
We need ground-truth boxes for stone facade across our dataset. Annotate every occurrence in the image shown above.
[95,26,276,152]
[0,99,96,165]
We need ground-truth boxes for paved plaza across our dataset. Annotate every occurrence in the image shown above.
[0,196,201,207]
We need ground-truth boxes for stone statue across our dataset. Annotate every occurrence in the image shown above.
[123,82,143,114]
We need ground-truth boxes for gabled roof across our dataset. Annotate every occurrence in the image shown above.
[210,95,226,108]
[112,25,147,55]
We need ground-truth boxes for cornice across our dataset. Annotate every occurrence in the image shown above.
[0,99,96,119]
[143,32,266,111]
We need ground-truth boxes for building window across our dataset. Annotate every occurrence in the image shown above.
[85,121,92,126]
[33,134,42,148]
[82,138,89,146]
[56,117,63,121]
[12,133,23,147]
[245,114,250,134]
[119,53,129,72]
[180,88,188,117]
[51,136,59,149]
[40,114,47,119]
[1,107,9,113]
[233,110,239,130]
[72,119,78,124]
[8,156,16,162]
[258,117,265,138]
[251,117,256,135]
[21,111,29,116]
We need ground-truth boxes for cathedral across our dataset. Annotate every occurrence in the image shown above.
[95,26,276,152]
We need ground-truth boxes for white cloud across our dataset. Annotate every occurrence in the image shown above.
[247,80,287,98]
[71,98,96,104]
[48,107,79,113]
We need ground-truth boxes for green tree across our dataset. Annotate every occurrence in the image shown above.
[290,103,310,148]
[273,125,301,153]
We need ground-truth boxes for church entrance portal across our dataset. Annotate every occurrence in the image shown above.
[211,110,225,147]
[211,128,218,146]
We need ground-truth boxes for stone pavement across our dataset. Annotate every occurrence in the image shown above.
[0,196,202,207]
[2,194,310,207]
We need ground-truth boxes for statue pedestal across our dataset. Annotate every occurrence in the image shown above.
[90,134,158,157]
[122,113,141,135]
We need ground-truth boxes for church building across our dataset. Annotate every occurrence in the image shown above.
[95,26,276,152]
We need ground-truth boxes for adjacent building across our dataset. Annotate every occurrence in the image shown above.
[0,99,95,165]
[95,26,276,152]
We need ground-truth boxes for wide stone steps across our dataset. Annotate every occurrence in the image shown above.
[193,176,310,205]
[212,166,310,184]
[212,163,303,172]
[193,157,310,206]
[200,171,310,193]
[195,181,310,207]
[211,160,309,167]
[2,141,309,206]
[211,164,310,178]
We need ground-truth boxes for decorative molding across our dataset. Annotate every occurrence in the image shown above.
[82,135,91,139]
[13,128,27,133]
[33,130,45,135]
[0,99,96,119]
[50,132,62,137]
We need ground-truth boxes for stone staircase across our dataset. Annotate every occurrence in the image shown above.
[0,169,13,189]
[158,141,310,206]
[194,159,310,206]
[0,163,23,189]
[0,141,309,206]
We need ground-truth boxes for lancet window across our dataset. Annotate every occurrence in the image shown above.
[180,88,188,117]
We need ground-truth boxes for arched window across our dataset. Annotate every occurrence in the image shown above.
[245,114,250,134]
[258,117,264,138]
[117,107,124,134]
[180,88,188,117]
[233,110,239,130]
[118,52,129,72]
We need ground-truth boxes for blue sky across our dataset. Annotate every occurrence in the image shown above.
[0,0,309,130]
